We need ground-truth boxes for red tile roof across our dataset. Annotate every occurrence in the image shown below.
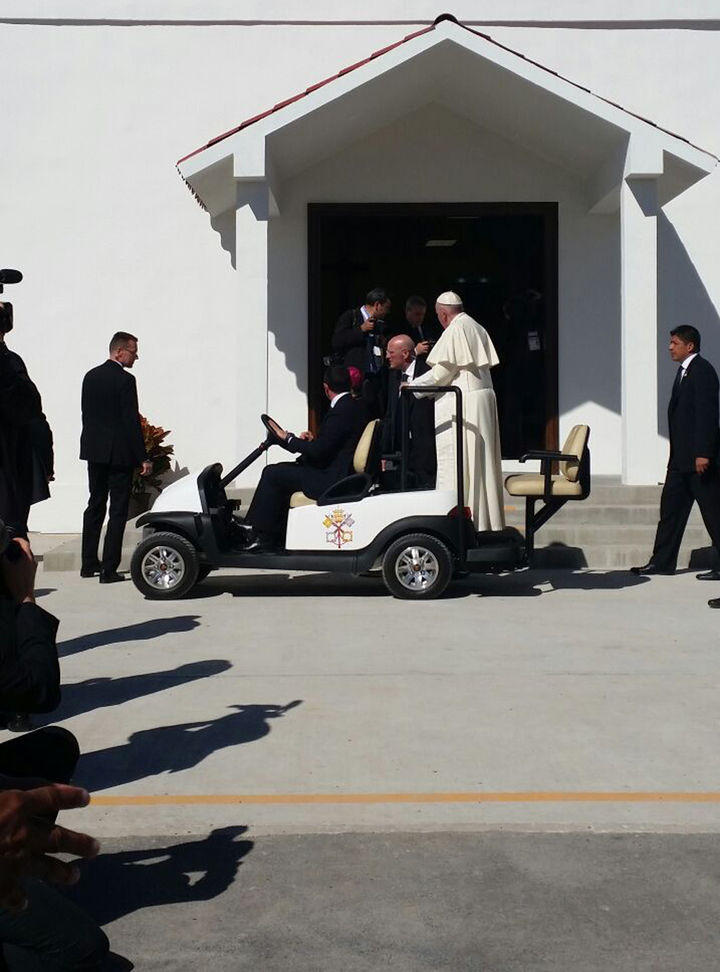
[177,13,717,169]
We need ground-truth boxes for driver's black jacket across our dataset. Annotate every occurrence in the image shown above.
[0,598,60,713]
[281,393,367,490]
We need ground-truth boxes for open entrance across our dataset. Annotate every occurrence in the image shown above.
[308,202,558,457]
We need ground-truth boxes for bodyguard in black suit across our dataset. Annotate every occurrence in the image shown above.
[244,366,367,550]
[382,334,436,489]
[632,326,720,578]
[80,332,150,582]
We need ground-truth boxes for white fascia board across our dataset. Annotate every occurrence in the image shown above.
[5,1,720,22]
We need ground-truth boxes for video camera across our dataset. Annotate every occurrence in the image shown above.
[0,269,22,334]
[0,269,22,295]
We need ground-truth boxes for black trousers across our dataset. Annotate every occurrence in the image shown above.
[652,467,720,570]
[245,463,328,541]
[0,728,109,971]
[81,463,133,573]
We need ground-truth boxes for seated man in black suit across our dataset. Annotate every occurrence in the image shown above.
[382,334,436,489]
[244,366,367,551]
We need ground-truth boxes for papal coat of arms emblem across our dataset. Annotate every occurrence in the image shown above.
[323,508,354,548]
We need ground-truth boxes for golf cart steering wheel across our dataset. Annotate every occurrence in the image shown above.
[261,413,284,443]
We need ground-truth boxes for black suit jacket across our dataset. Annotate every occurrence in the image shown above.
[0,600,60,713]
[80,360,146,467]
[382,358,436,487]
[668,354,720,472]
[332,308,385,374]
[280,394,367,497]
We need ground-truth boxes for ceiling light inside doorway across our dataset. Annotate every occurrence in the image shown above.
[425,239,456,247]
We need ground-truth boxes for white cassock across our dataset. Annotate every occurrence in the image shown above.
[408,312,505,531]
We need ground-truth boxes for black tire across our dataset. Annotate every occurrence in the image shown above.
[381,533,453,600]
[131,532,200,600]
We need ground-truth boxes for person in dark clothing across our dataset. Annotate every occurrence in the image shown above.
[0,303,54,539]
[244,366,368,550]
[382,334,436,489]
[80,332,151,583]
[0,532,107,970]
[631,326,720,580]
[331,288,391,416]
[393,295,440,362]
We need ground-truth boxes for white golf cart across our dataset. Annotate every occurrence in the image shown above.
[130,387,590,600]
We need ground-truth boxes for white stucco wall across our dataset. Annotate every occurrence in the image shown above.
[0,6,718,528]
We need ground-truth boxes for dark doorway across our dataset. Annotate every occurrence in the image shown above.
[308,202,558,457]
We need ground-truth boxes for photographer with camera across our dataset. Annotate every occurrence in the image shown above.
[331,287,391,417]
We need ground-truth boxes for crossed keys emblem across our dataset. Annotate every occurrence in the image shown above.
[323,508,355,548]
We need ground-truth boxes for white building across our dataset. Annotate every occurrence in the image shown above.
[2,2,719,531]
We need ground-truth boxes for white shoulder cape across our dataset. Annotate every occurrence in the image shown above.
[427,312,500,369]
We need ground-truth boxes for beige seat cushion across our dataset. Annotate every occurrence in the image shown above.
[289,491,316,508]
[353,419,380,474]
[505,474,583,498]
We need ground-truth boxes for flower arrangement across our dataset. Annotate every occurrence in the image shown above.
[132,416,174,497]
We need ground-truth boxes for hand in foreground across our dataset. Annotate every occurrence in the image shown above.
[696,457,710,475]
[267,419,288,441]
[360,320,375,333]
[415,340,430,355]
[299,431,315,441]
[1,539,37,604]
[0,785,99,912]
[140,460,153,477]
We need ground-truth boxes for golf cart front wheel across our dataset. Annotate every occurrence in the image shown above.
[131,532,199,599]
[382,533,453,600]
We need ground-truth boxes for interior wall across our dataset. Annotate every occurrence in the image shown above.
[267,104,622,474]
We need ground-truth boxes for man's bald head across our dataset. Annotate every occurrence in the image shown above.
[386,334,416,371]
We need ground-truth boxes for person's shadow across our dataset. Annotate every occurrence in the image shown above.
[77,700,303,791]
[58,616,201,658]
[38,659,232,725]
[69,826,253,927]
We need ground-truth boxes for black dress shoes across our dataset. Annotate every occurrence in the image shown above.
[243,529,278,553]
[80,566,101,578]
[697,570,720,581]
[99,571,125,584]
[630,563,675,576]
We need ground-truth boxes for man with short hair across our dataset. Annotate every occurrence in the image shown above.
[80,332,151,583]
[383,334,436,488]
[631,325,720,581]
[332,288,391,415]
[399,295,438,359]
[243,366,367,551]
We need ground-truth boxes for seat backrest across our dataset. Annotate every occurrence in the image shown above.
[559,424,589,482]
[353,419,381,475]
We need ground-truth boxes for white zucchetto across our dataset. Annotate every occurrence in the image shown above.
[436,291,463,306]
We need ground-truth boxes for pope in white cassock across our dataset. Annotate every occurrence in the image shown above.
[408,291,505,532]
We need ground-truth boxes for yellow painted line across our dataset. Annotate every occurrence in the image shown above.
[90,791,720,807]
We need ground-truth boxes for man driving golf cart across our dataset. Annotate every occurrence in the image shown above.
[241,365,367,551]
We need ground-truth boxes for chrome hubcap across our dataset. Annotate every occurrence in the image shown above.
[395,546,439,591]
[141,545,186,590]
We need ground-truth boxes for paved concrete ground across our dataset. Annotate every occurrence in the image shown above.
[18,565,720,968]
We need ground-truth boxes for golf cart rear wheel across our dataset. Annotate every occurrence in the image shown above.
[131,532,199,599]
[382,533,453,600]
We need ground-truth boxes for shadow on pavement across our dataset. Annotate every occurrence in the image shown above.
[69,827,253,927]
[77,700,303,791]
[39,659,231,725]
[58,616,202,658]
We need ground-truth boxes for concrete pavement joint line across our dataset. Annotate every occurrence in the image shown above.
[90,792,720,806]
